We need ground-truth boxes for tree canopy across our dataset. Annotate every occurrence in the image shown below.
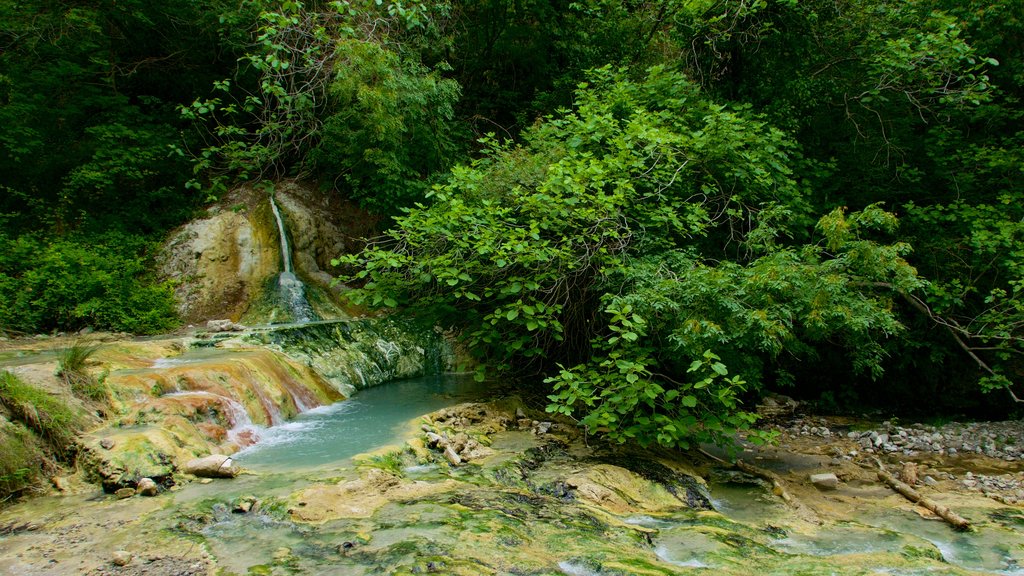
[1,0,1021,441]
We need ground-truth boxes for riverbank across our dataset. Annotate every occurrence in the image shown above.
[2,391,1023,575]
[2,329,1023,575]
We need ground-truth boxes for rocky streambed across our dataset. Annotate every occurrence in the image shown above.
[3,392,1024,576]
[776,415,1024,506]
[2,329,1024,575]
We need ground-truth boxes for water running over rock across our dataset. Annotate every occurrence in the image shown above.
[269,195,317,323]
[247,319,454,396]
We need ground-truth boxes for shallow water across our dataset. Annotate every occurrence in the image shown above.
[234,373,487,471]
[0,347,60,367]
[704,478,1024,575]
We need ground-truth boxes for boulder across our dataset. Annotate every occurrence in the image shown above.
[111,551,132,567]
[810,473,839,490]
[206,319,243,332]
[443,445,462,466]
[184,454,239,478]
[136,477,159,496]
[115,487,136,499]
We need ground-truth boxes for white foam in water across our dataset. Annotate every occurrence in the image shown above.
[164,391,264,446]
[233,400,360,457]
[402,464,438,474]
[926,538,956,564]
[151,357,195,369]
[232,420,317,456]
[305,398,361,418]
[654,546,710,569]
[623,514,676,528]
[557,561,600,576]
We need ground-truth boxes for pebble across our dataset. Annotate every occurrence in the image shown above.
[778,418,1024,462]
[774,416,1024,503]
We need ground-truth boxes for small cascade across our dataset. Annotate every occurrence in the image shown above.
[269,195,316,323]
[165,391,264,447]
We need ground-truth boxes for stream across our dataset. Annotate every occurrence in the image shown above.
[234,373,487,471]
[188,377,1024,576]
[2,352,1024,575]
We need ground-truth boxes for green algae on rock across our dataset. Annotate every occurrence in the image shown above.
[246,319,454,396]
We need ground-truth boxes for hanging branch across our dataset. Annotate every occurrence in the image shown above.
[854,281,1023,403]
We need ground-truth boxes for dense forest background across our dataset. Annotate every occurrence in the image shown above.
[1,0,1021,443]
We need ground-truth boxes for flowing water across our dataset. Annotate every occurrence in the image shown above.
[699,478,1024,575]
[269,195,316,323]
[234,373,487,471]
[2,331,1022,575]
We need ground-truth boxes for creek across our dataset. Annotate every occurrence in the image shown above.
[2,349,1024,575]
[1,281,1022,575]
[234,373,486,471]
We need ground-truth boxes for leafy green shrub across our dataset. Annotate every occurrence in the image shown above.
[0,232,179,335]
[340,67,924,449]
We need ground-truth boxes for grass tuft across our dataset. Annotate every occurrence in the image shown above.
[57,340,106,401]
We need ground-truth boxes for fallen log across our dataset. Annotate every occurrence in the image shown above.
[876,468,971,531]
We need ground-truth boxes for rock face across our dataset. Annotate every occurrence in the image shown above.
[83,342,344,491]
[290,468,456,521]
[247,320,454,396]
[272,181,378,294]
[158,186,281,324]
[565,464,686,515]
[158,180,373,325]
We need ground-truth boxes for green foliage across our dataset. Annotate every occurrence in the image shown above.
[0,0,223,235]
[313,38,462,215]
[0,370,92,501]
[904,195,1024,396]
[0,0,226,336]
[340,68,923,447]
[0,233,179,335]
[0,419,45,502]
[0,0,1020,416]
[181,0,462,214]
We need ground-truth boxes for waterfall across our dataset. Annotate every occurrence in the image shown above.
[269,194,293,274]
[269,195,316,323]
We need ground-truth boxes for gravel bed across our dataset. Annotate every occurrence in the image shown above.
[779,418,1024,461]
[773,416,1024,504]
